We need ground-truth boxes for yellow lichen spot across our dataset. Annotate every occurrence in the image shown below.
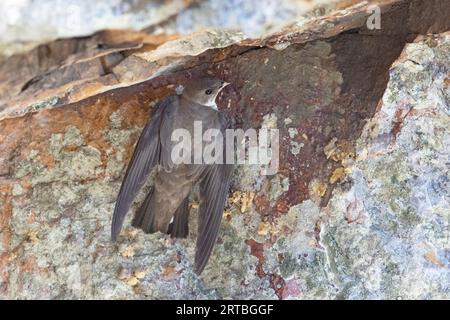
[324,138,338,159]
[256,220,288,237]
[126,276,139,286]
[309,180,327,198]
[120,245,135,258]
[7,252,17,262]
[223,209,233,220]
[324,138,356,162]
[329,167,346,184]
[241,192,254,213]
[119,268,145,285]
[308,239,317,247]
[26,230,39,243]
[257,222,270,236]
[230,191,255,213]
[122,228,138,239]
[230,192,240,205]
[134,270,146,279]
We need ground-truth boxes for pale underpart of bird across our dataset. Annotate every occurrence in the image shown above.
[111,77,233,275]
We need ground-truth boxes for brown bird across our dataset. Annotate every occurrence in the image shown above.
[111,77,233,274]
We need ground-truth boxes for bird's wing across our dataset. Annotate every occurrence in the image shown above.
[158,100,177,171]
[195,113,234,274]
[111,96,175,241]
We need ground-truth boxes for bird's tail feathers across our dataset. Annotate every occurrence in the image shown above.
[132,188,155,232]
[132,189,190,238]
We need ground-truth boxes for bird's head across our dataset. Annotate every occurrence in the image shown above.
[181,77,229,109]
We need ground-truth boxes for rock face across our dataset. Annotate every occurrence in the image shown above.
[0,0,337,57]
[0,0,449,299]
[0,0,195,57]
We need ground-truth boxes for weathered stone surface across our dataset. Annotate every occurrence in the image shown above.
[1,0,411,120]
[0,0,339,58]
[320,32,450,299]
[0,0,194,57]
[0,0,449,299]
[145,0,339,37]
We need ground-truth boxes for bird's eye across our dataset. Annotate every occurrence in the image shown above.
[205,89,213,95]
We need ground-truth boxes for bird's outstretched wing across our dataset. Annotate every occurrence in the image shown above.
[111,96,175,241]
[194,113,234,274]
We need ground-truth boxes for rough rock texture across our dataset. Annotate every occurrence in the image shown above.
[0,0,195,57]
[0,0,338,58]
[145,0,338,37]
[0,0,449,299]
[319,32,450,299]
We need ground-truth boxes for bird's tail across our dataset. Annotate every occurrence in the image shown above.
[132,189,190,238]
[132,188,156,232]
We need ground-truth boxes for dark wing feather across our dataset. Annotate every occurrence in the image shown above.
[194,113,234,274]
[111,96,174,241]
[167,196,190,238]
